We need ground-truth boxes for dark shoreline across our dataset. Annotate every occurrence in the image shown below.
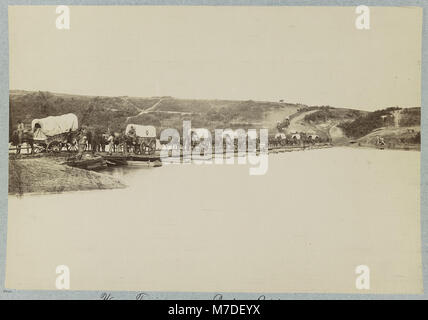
[8,156,126,196]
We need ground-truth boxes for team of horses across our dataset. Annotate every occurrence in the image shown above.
[11,127,328,155]
[9,127,150,155]
[10,128,107,154]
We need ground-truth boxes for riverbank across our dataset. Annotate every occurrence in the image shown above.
[349,141,420,151]
[9,157,126,195]
[352,126,420,151]
[8,144,331,195]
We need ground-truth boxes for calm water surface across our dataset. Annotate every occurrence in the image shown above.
[6,147,422,293]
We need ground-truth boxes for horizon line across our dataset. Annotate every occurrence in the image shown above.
[9,88,420,111]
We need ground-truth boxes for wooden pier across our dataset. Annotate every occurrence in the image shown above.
[9,144,333,171]
[99,153,162,162]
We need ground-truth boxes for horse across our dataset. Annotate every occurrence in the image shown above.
[86,130,93,151]
[111,133,126,153]
[90,131,108,153]
[121,134,139,154]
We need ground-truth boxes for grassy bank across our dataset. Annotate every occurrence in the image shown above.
[353,126,420,151]
[9,157,126,195]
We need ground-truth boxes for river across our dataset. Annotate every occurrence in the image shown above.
[5,147,422,293]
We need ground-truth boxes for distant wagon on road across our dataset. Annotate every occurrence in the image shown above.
[31,113,79,153]
[307,134,320,144]
[274,133,287,146]
[289,132,302,145]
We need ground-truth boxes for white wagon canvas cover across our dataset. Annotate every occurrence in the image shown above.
[125,124,156,138]
[31,113,78,139]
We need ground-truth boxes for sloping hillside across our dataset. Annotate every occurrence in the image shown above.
[9,90,159,135]
[9,90,306,135]
[286,106,367,142]
[336,107,421,148]
[357,126,420,148]
[10,90,418,148]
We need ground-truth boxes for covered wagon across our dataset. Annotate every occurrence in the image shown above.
[289,132,301,145]
[125,124,157,154]
[307,134,320,144]
[31,113,79,152]
[274,132,287,146]
[190,128,212,149]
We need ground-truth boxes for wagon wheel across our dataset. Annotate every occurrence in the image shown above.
[66,139,79,152]
[138,142,144,154]
[148,140,156,155]
[33,143,46,153]
[48,141,63,153]
[134,143,142,155]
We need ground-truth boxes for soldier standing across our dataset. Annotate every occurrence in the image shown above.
[77,129,87,158]
[107,133,114,155]
[16,120,25,154]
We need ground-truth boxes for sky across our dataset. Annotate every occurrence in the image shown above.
[8,5,423,111]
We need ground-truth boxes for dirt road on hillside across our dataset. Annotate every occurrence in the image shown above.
[329,125,347,144]
[287,110,318,133]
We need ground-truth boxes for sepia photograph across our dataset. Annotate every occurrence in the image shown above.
[2,4,425,299]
